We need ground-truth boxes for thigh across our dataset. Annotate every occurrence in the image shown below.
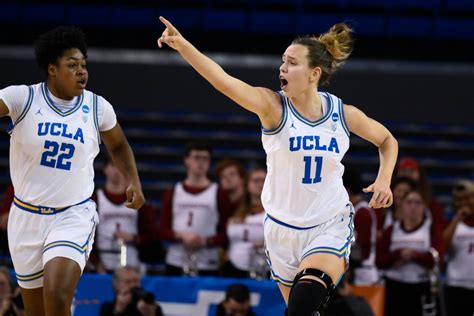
[43,257,81,314]
[263,219,300,289]
[8,206,48,289]
[20,287,45,316]
[43,201,98,271]
[300,209,355,266]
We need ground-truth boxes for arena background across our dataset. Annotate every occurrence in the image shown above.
[0,1,473,315]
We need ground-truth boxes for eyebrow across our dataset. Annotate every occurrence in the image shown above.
[66,57,86,61]
[282,54,297,60]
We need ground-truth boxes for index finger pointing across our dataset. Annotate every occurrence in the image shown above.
[159,16,176,31]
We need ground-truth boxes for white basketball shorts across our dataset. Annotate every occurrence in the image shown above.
[263,203,355,288]
[8,198,98,289]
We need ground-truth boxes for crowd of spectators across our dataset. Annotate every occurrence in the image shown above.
[0,142,472,315]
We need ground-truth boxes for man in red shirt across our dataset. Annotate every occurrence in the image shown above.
[160,142,231,275]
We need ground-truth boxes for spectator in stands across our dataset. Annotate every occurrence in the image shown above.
[343,167,379,285]
[224,167,267,278]
[395,157,445,229]
[215,284,256,316]
[92,157,160,273]
[379,177,417,230]
[160,141,231,276]
[0,266,24,315]
[443,180,474,316]
[376,188,444,316]
[100,266,162,316]
[216,159,246,215]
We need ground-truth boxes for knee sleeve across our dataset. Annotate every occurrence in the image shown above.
[287,280,327,316]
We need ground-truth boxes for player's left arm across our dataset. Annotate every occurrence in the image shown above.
[345,105,398,209]
[101,124,145,209]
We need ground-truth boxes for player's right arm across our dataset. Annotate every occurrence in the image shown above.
[0,85,30,120]
[157,16,282,130]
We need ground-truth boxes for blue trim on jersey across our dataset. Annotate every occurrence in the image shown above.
[267,213,321,230]
[16,269,44,282]
[338,98,350,136]
[300,211,355,260]
[41,83,84,117]
[7,86,34,135]
[43,239,88,254]
[287,92,333,127]
[270,269,293,287]
[93,94,101,143]
[262,92,288,135]
[265,246,293,286]
[13,196,91,215]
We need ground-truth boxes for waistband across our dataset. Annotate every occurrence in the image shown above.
[266,214,321,230]
[265,203,354,230]
[13,196,91,215]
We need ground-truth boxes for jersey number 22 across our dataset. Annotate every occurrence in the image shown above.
[40,140,75,170]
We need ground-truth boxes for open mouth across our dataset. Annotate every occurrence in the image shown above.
[77,79,87,88]
[279,76,288,89]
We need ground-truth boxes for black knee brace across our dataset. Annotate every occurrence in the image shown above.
[287,268,336,316]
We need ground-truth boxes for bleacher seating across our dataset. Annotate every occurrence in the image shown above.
[1,1,474,41]
[1,110,473,208]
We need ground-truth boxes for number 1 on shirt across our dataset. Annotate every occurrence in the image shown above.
[302,156,323,184]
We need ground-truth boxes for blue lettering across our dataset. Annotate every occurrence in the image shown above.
[50,123,61,136]
[328,137,339,153]
[302,136,313,150]
[313,136,327,151]
[38,122,50,136]
[61,124,73,139]
[73,128,84,144]
[289,136,301,152]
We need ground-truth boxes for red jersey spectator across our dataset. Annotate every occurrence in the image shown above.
[160,141,231,276]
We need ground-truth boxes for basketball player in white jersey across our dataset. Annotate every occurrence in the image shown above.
[0,27,144,315]
[157,17,398,315]
[443,180,474,316]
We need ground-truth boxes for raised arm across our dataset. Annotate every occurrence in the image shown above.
[345,105,398,209]
[157,16,282,130]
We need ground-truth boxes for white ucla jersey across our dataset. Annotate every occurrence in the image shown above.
[96,189,139,270]
[8,83,101,207]
[261,91,350,228]
[446,221,474,289]
[385,218,432,283]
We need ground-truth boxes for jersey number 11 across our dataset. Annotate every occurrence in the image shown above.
[302,156,323,184]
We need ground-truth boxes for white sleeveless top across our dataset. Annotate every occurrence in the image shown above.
[227,211,265,271]
[261,91,350,227]
[353,200,380,285]
[1,83,116,207]
[166,182,220,270]
[96,189,139,270]
[446,221,474,289]
[385,218,432,283]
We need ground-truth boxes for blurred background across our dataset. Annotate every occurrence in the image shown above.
[0,1,473,315]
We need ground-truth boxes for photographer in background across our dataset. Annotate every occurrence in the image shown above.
[100,266,162,316]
